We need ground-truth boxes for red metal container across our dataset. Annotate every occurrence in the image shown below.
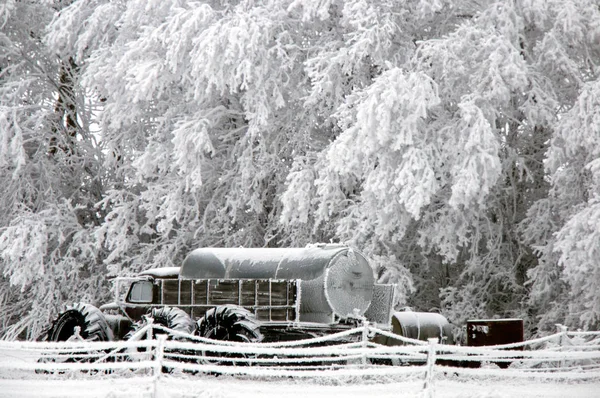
[466,318,524,368]
[466,319,524,347]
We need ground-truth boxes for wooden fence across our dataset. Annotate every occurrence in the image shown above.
[1,324,599,397]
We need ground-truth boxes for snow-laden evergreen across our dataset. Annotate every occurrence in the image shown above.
[1,0,600,339]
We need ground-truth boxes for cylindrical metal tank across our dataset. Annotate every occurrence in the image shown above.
[180,246,375,322]
[374,311,454,345]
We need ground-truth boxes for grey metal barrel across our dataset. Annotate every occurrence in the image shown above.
[370,311,454,345]
[391,311,454,344]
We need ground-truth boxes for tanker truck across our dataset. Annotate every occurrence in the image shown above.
[44,244,453,349]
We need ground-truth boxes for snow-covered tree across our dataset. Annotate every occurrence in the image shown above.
[1,0,599,339]
[516,0,600,333]
[0,0,109,339]
[282,0,600,333]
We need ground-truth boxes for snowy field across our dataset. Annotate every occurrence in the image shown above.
[2,364,599,398]
[2,373,600,398]
[2,325,599,398]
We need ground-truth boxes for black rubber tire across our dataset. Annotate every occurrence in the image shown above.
[37,303,114,372]
[124,306,195,340]
[46,303,114,342]
[124,307,195,373]
[196,305,263,343]
[196,305,262,368]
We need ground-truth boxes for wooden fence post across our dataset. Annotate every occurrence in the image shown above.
[361,320,370,366]
[153,334,167,398]
[555,324,568,346]
[555,324,568,368]
[147,318,154,341]
[423,337,438,398]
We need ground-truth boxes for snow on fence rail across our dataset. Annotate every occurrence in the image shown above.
[2,324,600,384]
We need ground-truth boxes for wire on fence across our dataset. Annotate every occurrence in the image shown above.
[1,324,600,381]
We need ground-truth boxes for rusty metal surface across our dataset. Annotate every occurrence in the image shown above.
[363,284,395,325]
[157,278,299,322]
[466,319,524,347]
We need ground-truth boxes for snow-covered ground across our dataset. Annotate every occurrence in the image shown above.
[1,372,599,398]
[2,348,599,398]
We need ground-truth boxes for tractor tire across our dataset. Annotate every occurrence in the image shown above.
[196,305,263,343]
[37,303,114,372]
[46,303,114,342]
[196,305,263,368]
[124,306,195,340]
[124,306,195,373]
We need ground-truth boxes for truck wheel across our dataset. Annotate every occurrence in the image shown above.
[197,305,263,343]
[124,306,194,372]
[37,303,114,371]
[196,305,263,367]
[124,306,195,340]
[46,303,114,342]
[196,305,263,343]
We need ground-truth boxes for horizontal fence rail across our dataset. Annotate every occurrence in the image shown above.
[2,324,600,397]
